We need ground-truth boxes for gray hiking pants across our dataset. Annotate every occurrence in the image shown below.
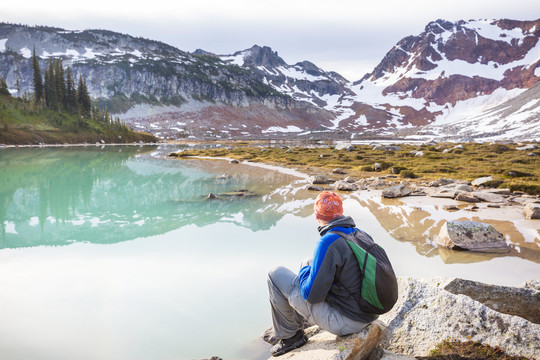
[267,265,371,339]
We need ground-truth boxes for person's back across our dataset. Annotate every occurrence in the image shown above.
[298,215,379,323]
[265,191,395,357]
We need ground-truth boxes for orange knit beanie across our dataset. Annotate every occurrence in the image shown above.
[314,191,343,221]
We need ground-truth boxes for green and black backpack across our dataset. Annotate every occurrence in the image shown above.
[331,229,398,315]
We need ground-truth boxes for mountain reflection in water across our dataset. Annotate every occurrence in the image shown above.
[1,146,539,265]
[0,146,306,249]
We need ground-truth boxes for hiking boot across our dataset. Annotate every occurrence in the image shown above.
[270,329,308,357]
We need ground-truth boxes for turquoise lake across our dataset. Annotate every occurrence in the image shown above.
[1,145,539,360]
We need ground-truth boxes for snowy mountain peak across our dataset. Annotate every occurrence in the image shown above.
[220,45,286,68]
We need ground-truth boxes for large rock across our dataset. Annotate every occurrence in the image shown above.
[333,168,347,175]
[335,180,358,192]
[378,277,540,359]
[455,193,479,203]
[382,185,412,198]
[428,189,458,199]
[428,178,456,187]
[471,176,492,186]
[311,175,331,185]
[442,278,540,324]
[524,203,540,219]
[436,221,509,252]
[471,191,506,203]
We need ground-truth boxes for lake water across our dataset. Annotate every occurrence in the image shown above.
[1,145,539,360]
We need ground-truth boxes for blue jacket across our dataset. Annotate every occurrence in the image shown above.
[298,215,379,322]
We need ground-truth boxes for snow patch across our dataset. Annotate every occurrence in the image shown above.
[535,66,540,77]
[0,39,7,52]
[19,47,31,58]
[467,19,526,45]
[276,66,326,82]
[262,126,303,133]
[221,53,245,66]
[430,87,525,126]
[42,49,80,58]
[83,48,101,59]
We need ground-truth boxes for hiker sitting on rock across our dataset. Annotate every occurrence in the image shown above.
[265,191,398,356]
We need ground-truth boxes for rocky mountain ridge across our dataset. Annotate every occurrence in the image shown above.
[0,23,334,139]
[1,19,539,140]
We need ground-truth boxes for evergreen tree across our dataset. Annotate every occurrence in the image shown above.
[54,59,65,109]
[32,47,43,102]
[77,75,91,117]
[44,59,56,108]
[65,67,77,112]
[0,77,11,96]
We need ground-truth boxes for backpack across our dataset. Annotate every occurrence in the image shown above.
[330,229,398,315]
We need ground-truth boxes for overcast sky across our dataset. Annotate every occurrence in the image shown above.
[2,0,539,81]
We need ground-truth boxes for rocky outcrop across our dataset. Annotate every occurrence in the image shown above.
[266,277,540,360]
[436,221,509,252]
[442,278,540,324]
[377,277,540,359]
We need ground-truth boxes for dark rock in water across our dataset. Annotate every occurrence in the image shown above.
[207,193,217,200]
[443,205,459,211]
[436,220,509,252]
[307,185,325,191]
[201,357,222,360]
[230,159,239,164]
[219,190,257,198]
